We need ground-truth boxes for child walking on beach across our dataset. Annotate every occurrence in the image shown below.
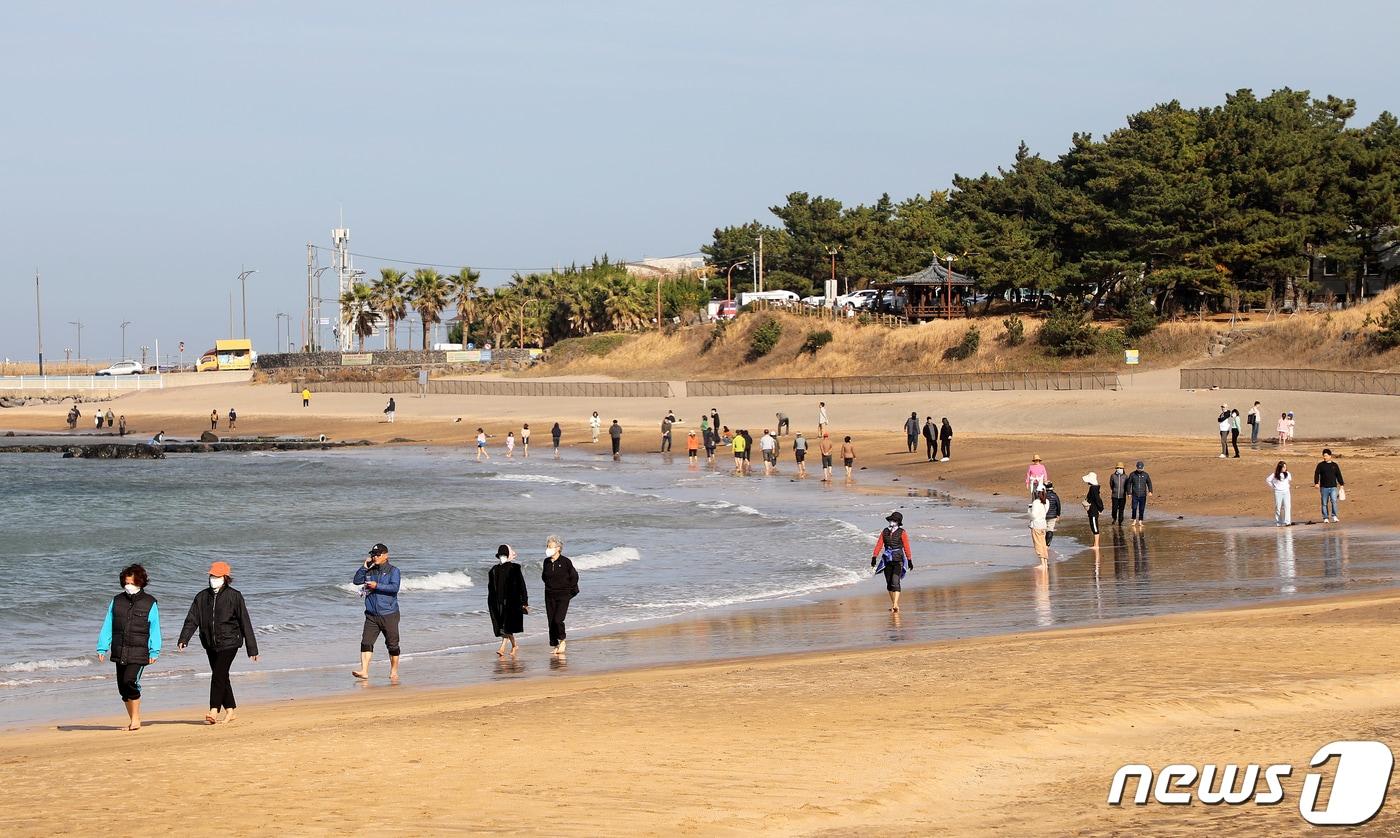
[1276,412,1288,447]
[505,431,516,458]
[687,430,699,465]
[476,428,492,461]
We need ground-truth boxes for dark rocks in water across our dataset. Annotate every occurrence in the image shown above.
[200,430,220,442]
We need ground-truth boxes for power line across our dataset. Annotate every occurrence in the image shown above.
[308,244,705,273]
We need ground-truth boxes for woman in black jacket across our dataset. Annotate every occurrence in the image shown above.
[178,561,258,724]
[939,418,953,461]
[488,545,529,657]
[1082,472,1104,549]
[541,535,579,656]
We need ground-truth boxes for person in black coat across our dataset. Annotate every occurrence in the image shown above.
[177,561,258,724]
[939,418,953,461]
[541,535,579,656]
[488,544,530,657]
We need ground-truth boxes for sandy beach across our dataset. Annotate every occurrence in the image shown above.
[5,589,1399,835]
[6,373,1400,834]
[6,368,1396,527]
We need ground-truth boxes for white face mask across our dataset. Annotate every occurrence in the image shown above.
[546,547,559,559]
[123,583,141,595]
[209,576,225,590]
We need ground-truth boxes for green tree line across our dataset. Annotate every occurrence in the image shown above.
[703,88,1400,315]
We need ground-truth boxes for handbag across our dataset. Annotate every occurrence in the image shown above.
[1338,487,1347,502]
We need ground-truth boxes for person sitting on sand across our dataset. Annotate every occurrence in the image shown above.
[97,563,161,731]
[872,511,913,613]
[353,543,401,682]
[488,545,529,657]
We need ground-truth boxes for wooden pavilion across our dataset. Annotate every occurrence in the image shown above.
[875,261,976,321]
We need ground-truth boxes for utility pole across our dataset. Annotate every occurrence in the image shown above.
[68,320,83,361]
[35,270,44,375]
[120,321,132,360]
[228,293,234,337]
[238,267,257,338]
[306,242,315,352]
[757,234,764,293]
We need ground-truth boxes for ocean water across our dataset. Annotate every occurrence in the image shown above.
[5,445,1400,727]
[0,446,1029,724]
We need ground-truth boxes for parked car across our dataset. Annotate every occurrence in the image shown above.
[834,289,879,311]
[95,360,143,376]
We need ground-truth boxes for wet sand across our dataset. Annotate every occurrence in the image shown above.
[7,589,1400,835]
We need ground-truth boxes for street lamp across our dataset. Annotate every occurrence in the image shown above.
[140,345,150,368]
[933,250,959,319]
[725,261,748,304]
[120,321,132,361]
[275,313,288,353]
[68,321,83,361]
[238,268,257,338]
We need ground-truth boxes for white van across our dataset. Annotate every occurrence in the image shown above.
[738,290,800,307]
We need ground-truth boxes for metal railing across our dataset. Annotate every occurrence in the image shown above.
[687,371,1118,397]
[1181,367,1400,396]
[0,375,165,391]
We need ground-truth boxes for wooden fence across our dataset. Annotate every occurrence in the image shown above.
[687,371,1119,398]
[1180,368,1400,396]
[295,380,673,398]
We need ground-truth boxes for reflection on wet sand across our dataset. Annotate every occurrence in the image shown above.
[575,520,1398,671]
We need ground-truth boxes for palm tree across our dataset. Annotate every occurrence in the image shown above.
[602,276,649,331]
[450,266,482,345]
[408,267,452,350]
[340,282,378,352]
[479,290,513,348]
[370,268,408,351]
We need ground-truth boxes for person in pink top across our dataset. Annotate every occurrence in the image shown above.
[1026,454,1048,499]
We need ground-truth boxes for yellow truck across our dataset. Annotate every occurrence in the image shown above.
[197,339,255,372]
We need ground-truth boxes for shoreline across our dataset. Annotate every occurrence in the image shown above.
[9,587,1400,834]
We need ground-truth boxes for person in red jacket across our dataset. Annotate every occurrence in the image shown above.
[871,511,913,613]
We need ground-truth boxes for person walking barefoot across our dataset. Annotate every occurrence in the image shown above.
[819,433,834,482]
[551,422,562,458]
[488,545,529,657]
[1082,472,1103,549]
[1266,460,1293,527]
[871,511,913,613]
[1028,489,1050,565]
[520,424,530,458]
[840,436,856,481]
[352,544,401,682]
[177,561,259,725]
[476,428,492,461]
[96,564,161,731]
[541,536,578,656]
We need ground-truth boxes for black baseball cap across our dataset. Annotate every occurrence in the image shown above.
[369,543,389,557]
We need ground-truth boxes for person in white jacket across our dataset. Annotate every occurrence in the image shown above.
[1028,489,1050,564]
[1266,460,1292,527]
[589,411,601,444]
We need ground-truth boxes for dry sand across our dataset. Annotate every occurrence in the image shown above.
[6,591,1400,835]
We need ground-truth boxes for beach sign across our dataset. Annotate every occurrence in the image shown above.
[1124,349,1140,365]
[446,350,481,363]
[341,353,373,366]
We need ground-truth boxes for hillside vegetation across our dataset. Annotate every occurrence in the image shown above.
[528,289,1400,381]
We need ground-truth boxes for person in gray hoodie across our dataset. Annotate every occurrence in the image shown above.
[1108,462,1128,526]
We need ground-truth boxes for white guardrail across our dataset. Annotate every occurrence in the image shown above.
[0,375,165,391]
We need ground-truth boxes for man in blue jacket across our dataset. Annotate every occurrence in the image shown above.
[353,543,402,682]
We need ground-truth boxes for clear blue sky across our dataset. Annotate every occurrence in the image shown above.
[2,1,1396,362]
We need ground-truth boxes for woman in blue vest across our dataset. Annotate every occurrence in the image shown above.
[97,563,162,731]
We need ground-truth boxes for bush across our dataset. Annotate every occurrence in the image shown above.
[1123,285,1159,341]
[943,325,981,361]
[1000,313,1025,346]
[800,329,833,355]
[1370,295,1400,350]
[700,319,728,355]
[747,317,783,361]
[1038,301,1102,357]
